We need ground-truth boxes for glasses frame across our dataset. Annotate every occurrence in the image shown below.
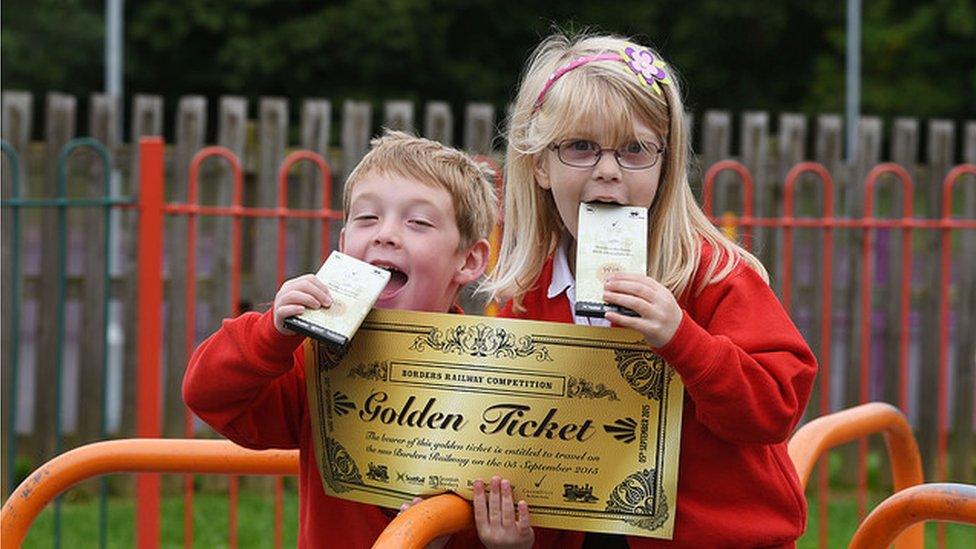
[548,139,667,170]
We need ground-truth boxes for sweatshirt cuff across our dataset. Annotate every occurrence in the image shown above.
[654,310,719,387]
[253,309,307,365]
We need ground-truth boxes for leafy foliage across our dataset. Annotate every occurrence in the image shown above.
[2,0,974,119]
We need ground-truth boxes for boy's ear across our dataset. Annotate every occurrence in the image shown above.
[453,238,491,286]
[534,154,552,190]
[338,228,345,252]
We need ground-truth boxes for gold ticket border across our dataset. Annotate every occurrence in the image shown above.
[306,316,679,531]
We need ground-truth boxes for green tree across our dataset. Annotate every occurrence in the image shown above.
[806,0,976,118]
[3,0,974,126]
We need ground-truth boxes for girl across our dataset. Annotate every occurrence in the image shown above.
[484,32,818,548]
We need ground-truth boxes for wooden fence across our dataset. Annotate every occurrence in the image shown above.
[1,90,974,497]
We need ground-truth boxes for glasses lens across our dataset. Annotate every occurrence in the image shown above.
[617,141,658,169]
[558,140,600,167]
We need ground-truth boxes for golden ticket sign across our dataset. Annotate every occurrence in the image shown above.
[304,309,684,538]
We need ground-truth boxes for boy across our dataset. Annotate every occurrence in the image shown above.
[183,131,499,547]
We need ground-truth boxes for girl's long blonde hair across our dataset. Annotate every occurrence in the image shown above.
[483,32,767,312]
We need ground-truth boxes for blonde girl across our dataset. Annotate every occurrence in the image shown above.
[485,32,817,549]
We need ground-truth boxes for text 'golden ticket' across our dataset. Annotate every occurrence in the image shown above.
[305,309,684,538]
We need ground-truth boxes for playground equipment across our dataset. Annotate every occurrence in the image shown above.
[4,403,973,548]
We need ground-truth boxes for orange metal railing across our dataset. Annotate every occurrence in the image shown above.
[848,483,976,549]
[787,402,925,548]
[374,402,929,549]
[0,439,298,548]
[0,404,960,549]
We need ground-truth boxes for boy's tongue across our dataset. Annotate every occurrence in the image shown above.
[381,269,408,298]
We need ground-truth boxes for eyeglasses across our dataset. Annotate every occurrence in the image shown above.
[549,139,666,170]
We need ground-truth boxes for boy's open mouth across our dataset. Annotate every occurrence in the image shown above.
[373,262,409,299]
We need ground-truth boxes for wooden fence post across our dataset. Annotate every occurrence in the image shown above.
[703,110,733,213]
[1,90,33,495]
[918,120,955,481]
[383,100,414,133]
[953,122,976,483]
[886,118,918,411]
[341,100,373,181]
[741,111,770,262]
[776,113,807,296]
[72,93,118,447]
[254,97,288,298]
[213,96,248,323]
[464,103,494,155]
[38,92,77,463]
[164,96,206,441]
[300,99,333,263]
[424,102,453,145]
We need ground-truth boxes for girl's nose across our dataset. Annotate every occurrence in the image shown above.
[592,151,622,182]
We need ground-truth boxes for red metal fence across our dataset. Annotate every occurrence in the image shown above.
[703,160,976,547]
[2,135,974,547]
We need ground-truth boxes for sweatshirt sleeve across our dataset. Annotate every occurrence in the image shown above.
[655,265,817,445]
[182,309,309,449]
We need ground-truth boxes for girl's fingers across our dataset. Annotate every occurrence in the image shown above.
[604,278,658,303]
[488,476,502,524]
[500,479,515,526]
[603,290,653,318]
[604,310,641,329]
[609,273,665,287]
[472,479,488,526]
[516,500,531,532]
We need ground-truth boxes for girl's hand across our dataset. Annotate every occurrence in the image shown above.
[397,497,450,549]
[603,274,682,348]
[472,477,534,549]
[272,274,332,335]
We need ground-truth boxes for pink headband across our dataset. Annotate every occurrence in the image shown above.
[532,48,672,113]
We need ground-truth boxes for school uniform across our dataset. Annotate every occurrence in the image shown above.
[498,238,817,548]
[183,305,585,549]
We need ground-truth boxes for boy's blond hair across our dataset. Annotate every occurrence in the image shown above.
[483,32,768,311]
[344,130,499,248]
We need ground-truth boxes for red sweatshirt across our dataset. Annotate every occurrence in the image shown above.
[499,245,817,548]
[183,307,578,548]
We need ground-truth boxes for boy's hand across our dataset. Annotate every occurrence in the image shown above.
[272,274,333,335]
[603,274,682,348]
[398,497,450,549]
[472,476,534,549]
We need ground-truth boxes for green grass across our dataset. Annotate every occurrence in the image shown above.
[800,489,975,548]
[14,485,975,548]
[20,487,299,548]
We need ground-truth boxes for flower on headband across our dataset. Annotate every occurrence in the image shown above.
[622,47,671,96]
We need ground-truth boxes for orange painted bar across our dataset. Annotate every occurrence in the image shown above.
[135,137,165,549]
[375,402,927,548]
[788,402,924,549]
[371,494,474,549]
[847,483,976,549]
[0,439,298,548]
